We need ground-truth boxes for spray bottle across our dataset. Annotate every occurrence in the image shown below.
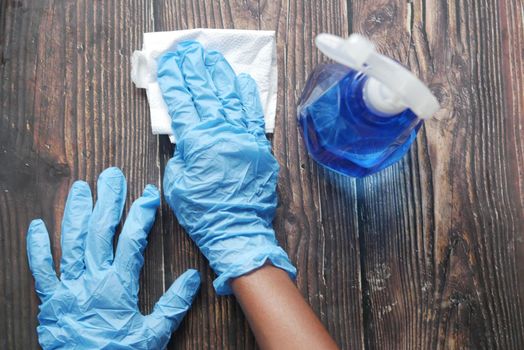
[297,34,440,177]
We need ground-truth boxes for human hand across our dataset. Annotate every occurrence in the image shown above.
[157,41,296,295]
[27,167,200,349]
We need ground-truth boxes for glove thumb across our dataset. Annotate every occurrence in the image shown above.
[145,269,200,347]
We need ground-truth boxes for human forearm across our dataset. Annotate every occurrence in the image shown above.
[231,265,339,350]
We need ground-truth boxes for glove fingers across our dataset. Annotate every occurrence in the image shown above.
[26,220,59,301]
[146,269,200,340]
[60,181,92,279]
[176,41,226,123]
[114,185,160,285]
[157,51,201,140]
[205,50,247,128]
[85,167,127,273]
[237,73,268,142]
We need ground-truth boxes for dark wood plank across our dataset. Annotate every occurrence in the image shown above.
[2,0,523,349]
[351,0,524,348]
[0,0,165,348]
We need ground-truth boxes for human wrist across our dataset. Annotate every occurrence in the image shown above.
[203,232,296,295]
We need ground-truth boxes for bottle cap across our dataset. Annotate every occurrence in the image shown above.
[315,33,440,119]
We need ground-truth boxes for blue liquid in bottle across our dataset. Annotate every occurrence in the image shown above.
[297,63,422,177]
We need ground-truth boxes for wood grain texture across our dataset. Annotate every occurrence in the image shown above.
[0,0,164,348]
[351,0,524,348]
[1,0,523,349]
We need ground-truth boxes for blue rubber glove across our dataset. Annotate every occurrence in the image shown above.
[157,41,296,295]
[27,167,200,349]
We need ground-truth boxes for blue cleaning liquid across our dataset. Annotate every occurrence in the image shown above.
[297,63,422,177]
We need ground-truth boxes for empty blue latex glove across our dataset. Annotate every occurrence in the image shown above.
[27,167,200,349]
[157,41,296,295]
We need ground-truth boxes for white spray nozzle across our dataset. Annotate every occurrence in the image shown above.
[315,33,440,119]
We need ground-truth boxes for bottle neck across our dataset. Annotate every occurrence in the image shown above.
[362,77,406,117]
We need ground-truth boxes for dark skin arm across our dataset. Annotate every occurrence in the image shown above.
[231,265,340,350]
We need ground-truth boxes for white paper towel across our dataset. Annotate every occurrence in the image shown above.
[131,28,278,143]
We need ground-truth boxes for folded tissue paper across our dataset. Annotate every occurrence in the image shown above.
[131,28,278,143]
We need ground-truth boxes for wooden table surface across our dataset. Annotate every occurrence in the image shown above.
[1,1,523,349]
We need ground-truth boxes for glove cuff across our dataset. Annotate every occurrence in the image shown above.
[212,246,297,295]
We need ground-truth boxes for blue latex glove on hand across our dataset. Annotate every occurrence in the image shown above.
[27,167,200,349]
[157,41,296,295]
